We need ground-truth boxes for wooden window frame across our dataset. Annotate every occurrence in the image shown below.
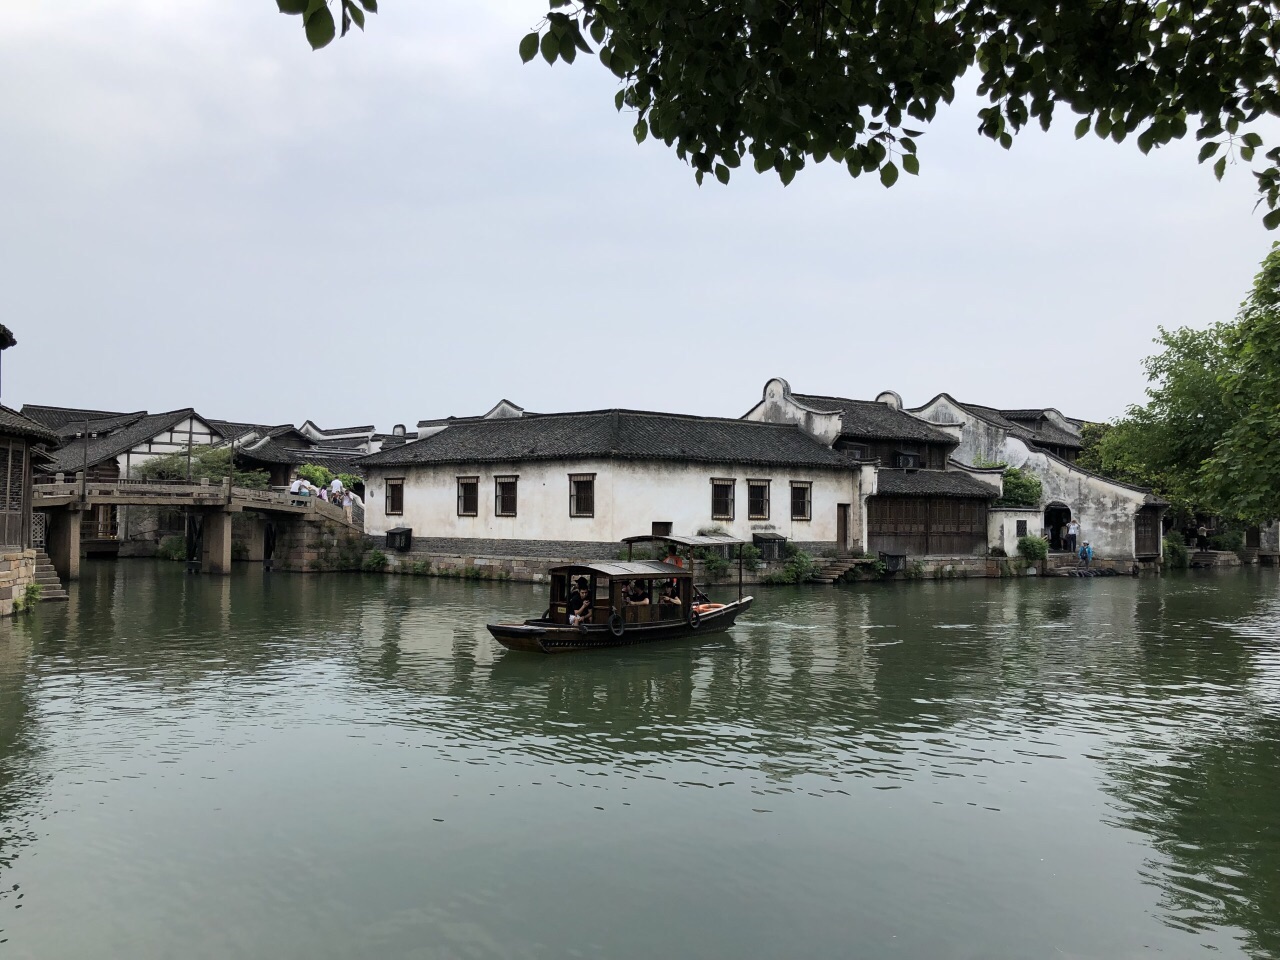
[494,475,518,518]
[385,477,405,516]
[456,476,479,517]
[747,479,770,520]
[1016,519,1027,538]
[790,481,812,521]
[569,473,595,518]
[711,478,735,521]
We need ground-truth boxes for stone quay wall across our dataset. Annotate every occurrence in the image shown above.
[1,550,39,616]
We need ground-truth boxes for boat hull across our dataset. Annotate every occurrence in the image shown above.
[487,597,754,653]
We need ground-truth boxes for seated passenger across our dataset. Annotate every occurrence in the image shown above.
[660,582,681,606]
[626,580,651,606]
[567,576,593,626]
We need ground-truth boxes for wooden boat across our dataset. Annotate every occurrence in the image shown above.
[487,535,754,654]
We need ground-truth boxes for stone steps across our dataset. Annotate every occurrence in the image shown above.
[32,552,69,602]
[811,557,872,584]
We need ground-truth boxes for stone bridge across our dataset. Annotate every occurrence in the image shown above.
[34,478,366,580]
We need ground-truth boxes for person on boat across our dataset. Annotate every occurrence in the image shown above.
[625,580,651,606]
[567,576,593,626]
[664,546,683,567]
[660,582,681,606]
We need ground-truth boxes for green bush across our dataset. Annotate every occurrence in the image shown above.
[996,468,1043,507]
[1163,530,1189,569]
[1016,535,1049,564]
[410,559,431,576]
[1209,528,1245,554]
[762,544,816,585]
[695,547,732,579]
[337,472,361,490]
[361,548,388,572]
[231,541,249,561]
[14,581,42,613]
[156,535,186,561]
[739,543,762,572]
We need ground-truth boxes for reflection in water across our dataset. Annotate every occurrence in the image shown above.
[0,563,1277,959]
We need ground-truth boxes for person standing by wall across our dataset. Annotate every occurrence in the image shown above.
[1066,518,1080,555]
[1197,523,1209,551]
[1078,540,1093,569]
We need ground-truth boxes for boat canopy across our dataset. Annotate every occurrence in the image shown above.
[620,533,747,548]
[548,560,691,579]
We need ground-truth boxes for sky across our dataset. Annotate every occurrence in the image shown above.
[2,1,1276,430]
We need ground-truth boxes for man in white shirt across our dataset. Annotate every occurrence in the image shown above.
[289,475,309,496]
[1066,519,1080,554]
[330,476,344,496]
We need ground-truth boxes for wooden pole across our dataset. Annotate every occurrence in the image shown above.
[738,543,743,601]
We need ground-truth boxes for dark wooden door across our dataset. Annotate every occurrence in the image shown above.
[837,504,849,553]
[868,496,988,556]
[1134,506,1161,557]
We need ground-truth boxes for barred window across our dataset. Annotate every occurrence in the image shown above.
[790,481,812,521]
[385,479,404,516]
[747,480,770,520]
[711,479,735,521]
[569,474,595,518]
[1016,519,1027,537]
[457,476,478,517]
[495,476,518,517]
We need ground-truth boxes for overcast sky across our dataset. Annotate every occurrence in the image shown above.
[2,2,1275,430]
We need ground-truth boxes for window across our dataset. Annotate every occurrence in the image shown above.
[495,476,518,517]
[790,481,812,520]
[711,479,735,520]
[747,480,770,520]
[569,474,595,517]
[849,445,869,460]
[456,476,478,516]
[893,452,923,468]
[1016,519,1027,537]
[385,478,404,516]
[652,521,673,537]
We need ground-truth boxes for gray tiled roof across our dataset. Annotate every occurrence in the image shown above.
[21,404,134,431]
[361,410,854,469]
[39,409,195,474]
[791,394,956,444]
[239,438,363,475]
[875,469,997,499]
[0,406,57,443]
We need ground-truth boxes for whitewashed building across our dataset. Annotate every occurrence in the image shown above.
[909,393,1165,563]
[360,407,873,557]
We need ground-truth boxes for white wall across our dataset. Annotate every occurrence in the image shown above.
[1014,441,1152,559]
[987,507,1042,558]
[120,416,219,476]
[364,457,864,549]
[913,396,1009,467]
[742,378,844,445]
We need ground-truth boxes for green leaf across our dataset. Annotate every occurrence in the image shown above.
[1262,208,1280,230]
[304,5,336,49]
[902,153,920,175]
[343,0,364,30]
[589,17,606,44]
[634,118,648,143]
[1214,156,1227,181]
[559,31,577,63]
[277,0,308,14]
[715,163,730,185]
[540,30,558,64]
[1074,117,1090,139]
[358,0,376,10]
[1198,141,1220,163]
[519,32,540,63]
[880,161,899,187]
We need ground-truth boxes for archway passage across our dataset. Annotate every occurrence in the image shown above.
[1044,504,1072,552]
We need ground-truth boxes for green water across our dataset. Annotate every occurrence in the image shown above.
[1,562,1279,960]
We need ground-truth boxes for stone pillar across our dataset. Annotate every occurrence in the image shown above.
[241,517,265,562]
[46,509,81,581]
[201,510,233,575]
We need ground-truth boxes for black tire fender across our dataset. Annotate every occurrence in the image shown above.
[689,609,701,630]
[608,613,625,637]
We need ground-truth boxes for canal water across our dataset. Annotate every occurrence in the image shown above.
[1,563,1278,960]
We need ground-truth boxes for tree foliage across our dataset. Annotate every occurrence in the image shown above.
[282,1,1280,222]
[137,446,270,489]
[1088,245,1280,523]
[995,466,1042,507]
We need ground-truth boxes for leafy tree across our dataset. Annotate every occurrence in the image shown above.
[283,0,1280,223]
[137,446,270,489]
[1199,247,1280,520]
[297,463,334,488]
